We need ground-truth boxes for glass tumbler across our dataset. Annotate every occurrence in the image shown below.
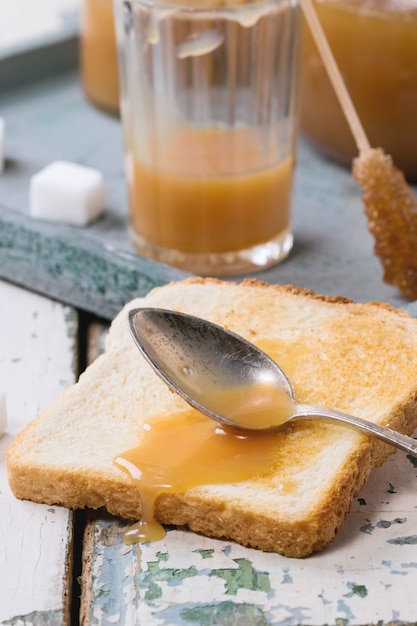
[114,0,301,275]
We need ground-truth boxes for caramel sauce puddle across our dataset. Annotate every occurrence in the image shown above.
[115,341,298,543]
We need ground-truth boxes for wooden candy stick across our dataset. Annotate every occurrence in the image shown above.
[299,0,417,300]
[299,0,370,154]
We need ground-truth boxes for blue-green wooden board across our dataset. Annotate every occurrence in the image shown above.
[0,41,414,320]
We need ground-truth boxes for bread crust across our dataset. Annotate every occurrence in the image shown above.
[7,278,417,557]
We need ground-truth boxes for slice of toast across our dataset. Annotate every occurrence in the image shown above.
[6,278,417,557]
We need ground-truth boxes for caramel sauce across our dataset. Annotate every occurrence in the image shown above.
[128,127,294,254]
[204,382,295,429]
[115,380,298,544]
[115,314,417,545]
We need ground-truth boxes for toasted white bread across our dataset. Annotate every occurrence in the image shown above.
[7,278,417,557]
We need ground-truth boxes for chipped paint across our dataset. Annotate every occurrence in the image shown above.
[173,601,271,625]
[1,609,64,625]
[359,521,374,534]
[80,308,417,624]
[209,558,271,595]
[281,569,293,585]
[81,445,417,625]
[407,454,417,468]
[345,583,368,599]
[195,549,215,560]
[1,282,76,624]
[387,535,417,546]
[377,518,406,529]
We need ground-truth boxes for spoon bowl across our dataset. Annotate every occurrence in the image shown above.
[128,307,417,456]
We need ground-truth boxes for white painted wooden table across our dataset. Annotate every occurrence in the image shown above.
[2,2,417,624]
[0,279,77,624]
[2,277,417,625]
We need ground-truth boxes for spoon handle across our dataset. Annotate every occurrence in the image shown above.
[295,404,417,457]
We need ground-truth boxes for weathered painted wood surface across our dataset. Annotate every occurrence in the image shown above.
[0,4,188,322]
[3,6,417,624]
[80,316,417,626]
[0,0,79,94]
[1,47,416,318]
[0,279,77,625]
[0,0,78,58]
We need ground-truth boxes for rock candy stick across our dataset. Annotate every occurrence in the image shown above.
[353,150,417,300]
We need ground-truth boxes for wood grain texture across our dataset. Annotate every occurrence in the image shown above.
[80,463,417,626]
[0,66,413,319]
[0,206,189,321]
[0,280,77,625]
[80,318,417,625]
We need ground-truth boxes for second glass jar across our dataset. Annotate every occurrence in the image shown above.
[301,0,417,182]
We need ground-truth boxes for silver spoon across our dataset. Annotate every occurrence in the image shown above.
[128,307,417,457]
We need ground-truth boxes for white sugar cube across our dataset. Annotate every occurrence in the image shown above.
[0,392,7,436]
[30,160,105,226]
[0,117,4,173]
